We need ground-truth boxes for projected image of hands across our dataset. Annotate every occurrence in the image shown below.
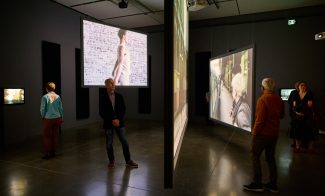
[209,47,253,132]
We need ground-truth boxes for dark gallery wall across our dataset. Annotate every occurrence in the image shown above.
[188,6,325,130]
[0,1,324,147]
[0,1,102,146]
[0,1,165,146]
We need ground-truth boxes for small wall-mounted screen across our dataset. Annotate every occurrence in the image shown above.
[280,88,295,101]
[4,88,25,104]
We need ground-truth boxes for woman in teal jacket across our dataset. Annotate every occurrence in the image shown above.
[40,82,63,159]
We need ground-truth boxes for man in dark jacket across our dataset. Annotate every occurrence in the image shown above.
[99,78,138,168]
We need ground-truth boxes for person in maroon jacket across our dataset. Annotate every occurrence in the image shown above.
[243,78,284,193]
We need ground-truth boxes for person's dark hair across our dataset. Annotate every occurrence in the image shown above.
[294,81,300,90]
[105,78,114,86]
[118,29,127,39]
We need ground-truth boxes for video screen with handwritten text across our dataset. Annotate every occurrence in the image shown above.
[82,19,148,87]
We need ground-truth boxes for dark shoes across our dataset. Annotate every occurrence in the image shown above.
[243,182,279,193]
[243,182,264,192]
[264,183,279,193]
[307,148,314,154]
[293,148,301,153]
[42,151,56,159]
[108,160,138,168]
[42,153,51,159]
[126,160,138,168]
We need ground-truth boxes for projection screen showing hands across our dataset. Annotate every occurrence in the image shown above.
[209,46,254,132]
[82,19,148,87]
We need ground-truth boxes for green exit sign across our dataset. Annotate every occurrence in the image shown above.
[288,19,296,25]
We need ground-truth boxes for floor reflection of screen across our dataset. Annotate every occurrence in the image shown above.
[82,19,148,87]
[209,46,253,132]
[4,88,25,104]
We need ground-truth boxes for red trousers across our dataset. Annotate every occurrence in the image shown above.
[42,118,62,154]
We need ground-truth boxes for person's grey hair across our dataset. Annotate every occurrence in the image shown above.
[231,73,246,96]
[261,78,276,91]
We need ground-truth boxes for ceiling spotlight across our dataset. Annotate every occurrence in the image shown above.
[119,0,128,9]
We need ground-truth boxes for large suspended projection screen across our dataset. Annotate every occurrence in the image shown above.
[82,19,148,87]
[209,46,253,132]
[173,0,188,165]
[164,0,188,188]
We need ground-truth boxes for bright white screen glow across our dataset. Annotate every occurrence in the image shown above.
[82,20,148,87]
[280,89,295,101]
[4,89,24,104]
[209,47,253,132]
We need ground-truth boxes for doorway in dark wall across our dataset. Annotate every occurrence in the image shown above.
[42,41,62,134]
[195,52,211,116]
[138,56,151,114]
[75,48,90,120]
[42,41,61,95]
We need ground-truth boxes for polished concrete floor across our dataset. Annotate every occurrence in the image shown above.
[1,119,325,196]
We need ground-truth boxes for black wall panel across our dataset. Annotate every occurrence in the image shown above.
[75,48,89,120]
[42,41,61,95]
[195,52,211,116]
[138,56,151,114]
[41,41,62,134]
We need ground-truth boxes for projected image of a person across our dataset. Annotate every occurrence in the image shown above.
[19,89,24,102]
[4,90,14,103]
[112,29,131,85]
[230,73,251,131]
[210,60,222,119]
